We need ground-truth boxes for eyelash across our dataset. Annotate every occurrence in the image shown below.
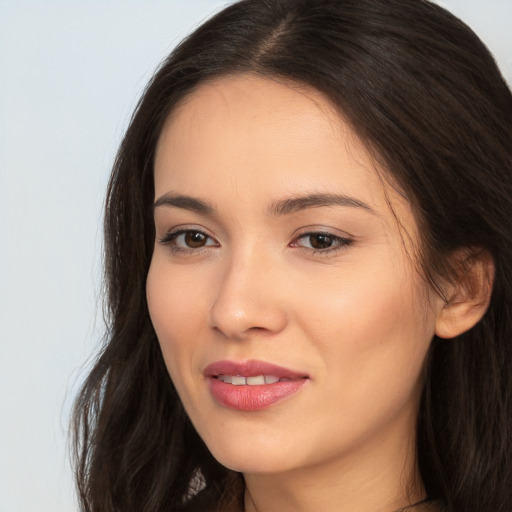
[158,229,353,256]
[292,231,353,255]
[158,229,219,254]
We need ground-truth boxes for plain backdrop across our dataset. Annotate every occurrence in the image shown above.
[0,1,510,511]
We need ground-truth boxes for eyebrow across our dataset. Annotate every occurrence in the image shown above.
[153,193,215,215]
[153,192,375,217]
[268,193,376,216]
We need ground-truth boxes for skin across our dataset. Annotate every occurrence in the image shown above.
[147,74,447,512]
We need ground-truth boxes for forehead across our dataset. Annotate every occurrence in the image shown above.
[166,74,343,136]
[157,76,368,187]
[154,74,413,230]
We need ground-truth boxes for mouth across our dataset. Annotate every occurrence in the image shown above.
[204,360,309,410]
[216,374,290,385]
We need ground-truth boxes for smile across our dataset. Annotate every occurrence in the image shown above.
[204,360,309,410]
[217,374,285,385]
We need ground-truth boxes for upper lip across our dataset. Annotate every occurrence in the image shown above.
[204,359,309,379]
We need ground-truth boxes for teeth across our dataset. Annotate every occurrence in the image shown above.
[217,374,281,386]
[247,375,265,385]
[231,376,246,386]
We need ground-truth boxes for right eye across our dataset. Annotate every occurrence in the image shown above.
[159,229,219,252]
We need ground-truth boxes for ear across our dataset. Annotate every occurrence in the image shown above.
[435,248,495,339]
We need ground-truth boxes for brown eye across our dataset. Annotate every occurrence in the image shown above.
[184,231,208,248]
[308,233,335,249]
[292,231,352,253]
[160,229,218,251]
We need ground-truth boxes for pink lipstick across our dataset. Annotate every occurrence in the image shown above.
[204,360,309,411]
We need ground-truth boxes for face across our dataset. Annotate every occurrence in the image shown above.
[147,75,439,477]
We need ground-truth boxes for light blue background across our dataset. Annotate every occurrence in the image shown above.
[1,1,510,511]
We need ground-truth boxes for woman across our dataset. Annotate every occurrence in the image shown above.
[72,1,512,511]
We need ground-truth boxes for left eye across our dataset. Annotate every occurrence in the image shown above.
[293,232,351,251]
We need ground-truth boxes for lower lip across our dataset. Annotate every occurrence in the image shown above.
[208,377,308,411]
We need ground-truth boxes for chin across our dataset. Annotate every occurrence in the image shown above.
[203,430,301,475]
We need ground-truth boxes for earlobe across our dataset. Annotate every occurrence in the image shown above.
[435,249,495,340]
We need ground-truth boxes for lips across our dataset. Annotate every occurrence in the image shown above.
[204,360,309,411]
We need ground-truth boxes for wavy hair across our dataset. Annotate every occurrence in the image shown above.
[72,1,512,511]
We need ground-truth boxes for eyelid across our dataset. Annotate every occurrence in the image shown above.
[289,227,354,255]
[291,225,354,241]
[158,225,220,252]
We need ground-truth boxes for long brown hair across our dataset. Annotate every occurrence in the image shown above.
[72,1,512,511]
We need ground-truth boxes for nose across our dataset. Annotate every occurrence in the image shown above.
[209,250,288,341]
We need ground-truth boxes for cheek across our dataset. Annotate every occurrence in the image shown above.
[146,259,210,379]
[296,260,425,340]
[295,259,434,399]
